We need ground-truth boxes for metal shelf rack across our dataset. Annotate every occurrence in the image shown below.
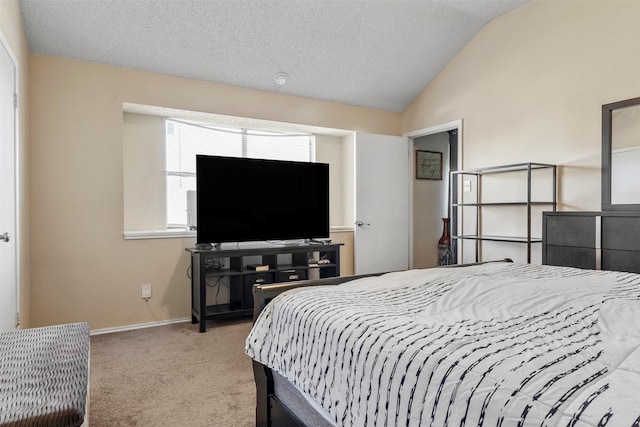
[450,162,557,263]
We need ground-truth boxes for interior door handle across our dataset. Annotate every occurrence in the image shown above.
[354,220,370,227]
[1,232,10,242]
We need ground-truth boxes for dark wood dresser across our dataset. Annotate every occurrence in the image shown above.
[542,211,640,273]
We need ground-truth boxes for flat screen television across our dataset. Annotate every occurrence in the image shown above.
[196,155,330,246]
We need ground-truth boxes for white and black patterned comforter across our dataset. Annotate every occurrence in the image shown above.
[245,263,640,426]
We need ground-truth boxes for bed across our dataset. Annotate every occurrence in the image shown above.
[246,260,640,427]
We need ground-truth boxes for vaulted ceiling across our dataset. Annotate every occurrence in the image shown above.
[19,0,528,113]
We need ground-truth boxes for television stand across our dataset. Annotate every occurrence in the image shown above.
[309,238,332,245]
[186,242,342,332]
[195,242,219,250]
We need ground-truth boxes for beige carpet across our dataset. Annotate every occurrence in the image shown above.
[89,319,255,426]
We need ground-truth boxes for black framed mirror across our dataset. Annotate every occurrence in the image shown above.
[602,96,640,211]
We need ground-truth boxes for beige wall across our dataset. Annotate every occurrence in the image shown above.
[402,0,640,213]
[341,133,355,226]
[123,113,166,231]
[29,55,397,330]
[1,0,30,326]
[331,230,354,276]
[315,134,347,226]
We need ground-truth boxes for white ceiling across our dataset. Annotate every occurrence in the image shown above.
[19,0,528,113]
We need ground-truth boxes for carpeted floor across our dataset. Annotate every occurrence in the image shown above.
[89,319,255,426]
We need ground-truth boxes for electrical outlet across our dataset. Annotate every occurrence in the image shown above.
[141,284,152,300]
[464,180,472,193]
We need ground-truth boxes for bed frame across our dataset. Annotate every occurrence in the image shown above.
[250,260,513,427]
[252,273,381,427]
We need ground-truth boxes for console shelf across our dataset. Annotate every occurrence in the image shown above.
[186,242,342,332]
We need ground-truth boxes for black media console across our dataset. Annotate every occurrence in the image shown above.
[186,242,342,332]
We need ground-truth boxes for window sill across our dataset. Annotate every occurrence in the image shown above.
[123,226,354,240]
[123,229,196,240]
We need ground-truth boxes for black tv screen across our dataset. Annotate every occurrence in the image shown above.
[196,155,330,245]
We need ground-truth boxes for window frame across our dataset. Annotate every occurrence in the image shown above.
[164,118,316,229]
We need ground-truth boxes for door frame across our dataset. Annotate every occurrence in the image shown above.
[404,119,463,268]
[0,29,20,328]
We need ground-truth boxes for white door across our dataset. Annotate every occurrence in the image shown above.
[0,37,17,331]
[354,132,410,274]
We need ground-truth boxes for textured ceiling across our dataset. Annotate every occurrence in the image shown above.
[19,0,528,113]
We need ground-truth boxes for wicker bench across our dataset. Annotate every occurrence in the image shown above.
[0,322,90,427]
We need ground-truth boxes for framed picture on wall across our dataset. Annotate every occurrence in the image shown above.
[416,150,442,180]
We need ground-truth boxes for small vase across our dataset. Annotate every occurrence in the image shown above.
[438,218,453,266]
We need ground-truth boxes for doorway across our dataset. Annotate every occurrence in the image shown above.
[412,131,458,268]
[406,120,461,269]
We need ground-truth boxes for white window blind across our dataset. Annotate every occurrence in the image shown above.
[165,119,315,227]
[246,130,314,161]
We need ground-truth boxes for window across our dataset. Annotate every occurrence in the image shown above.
[165,119,315,228]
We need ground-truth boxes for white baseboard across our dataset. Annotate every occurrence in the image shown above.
[90,317,191,336]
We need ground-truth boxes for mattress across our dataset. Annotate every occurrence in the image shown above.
[272,369,337,427]
[0,322,90,427]
[246,263,640,426]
